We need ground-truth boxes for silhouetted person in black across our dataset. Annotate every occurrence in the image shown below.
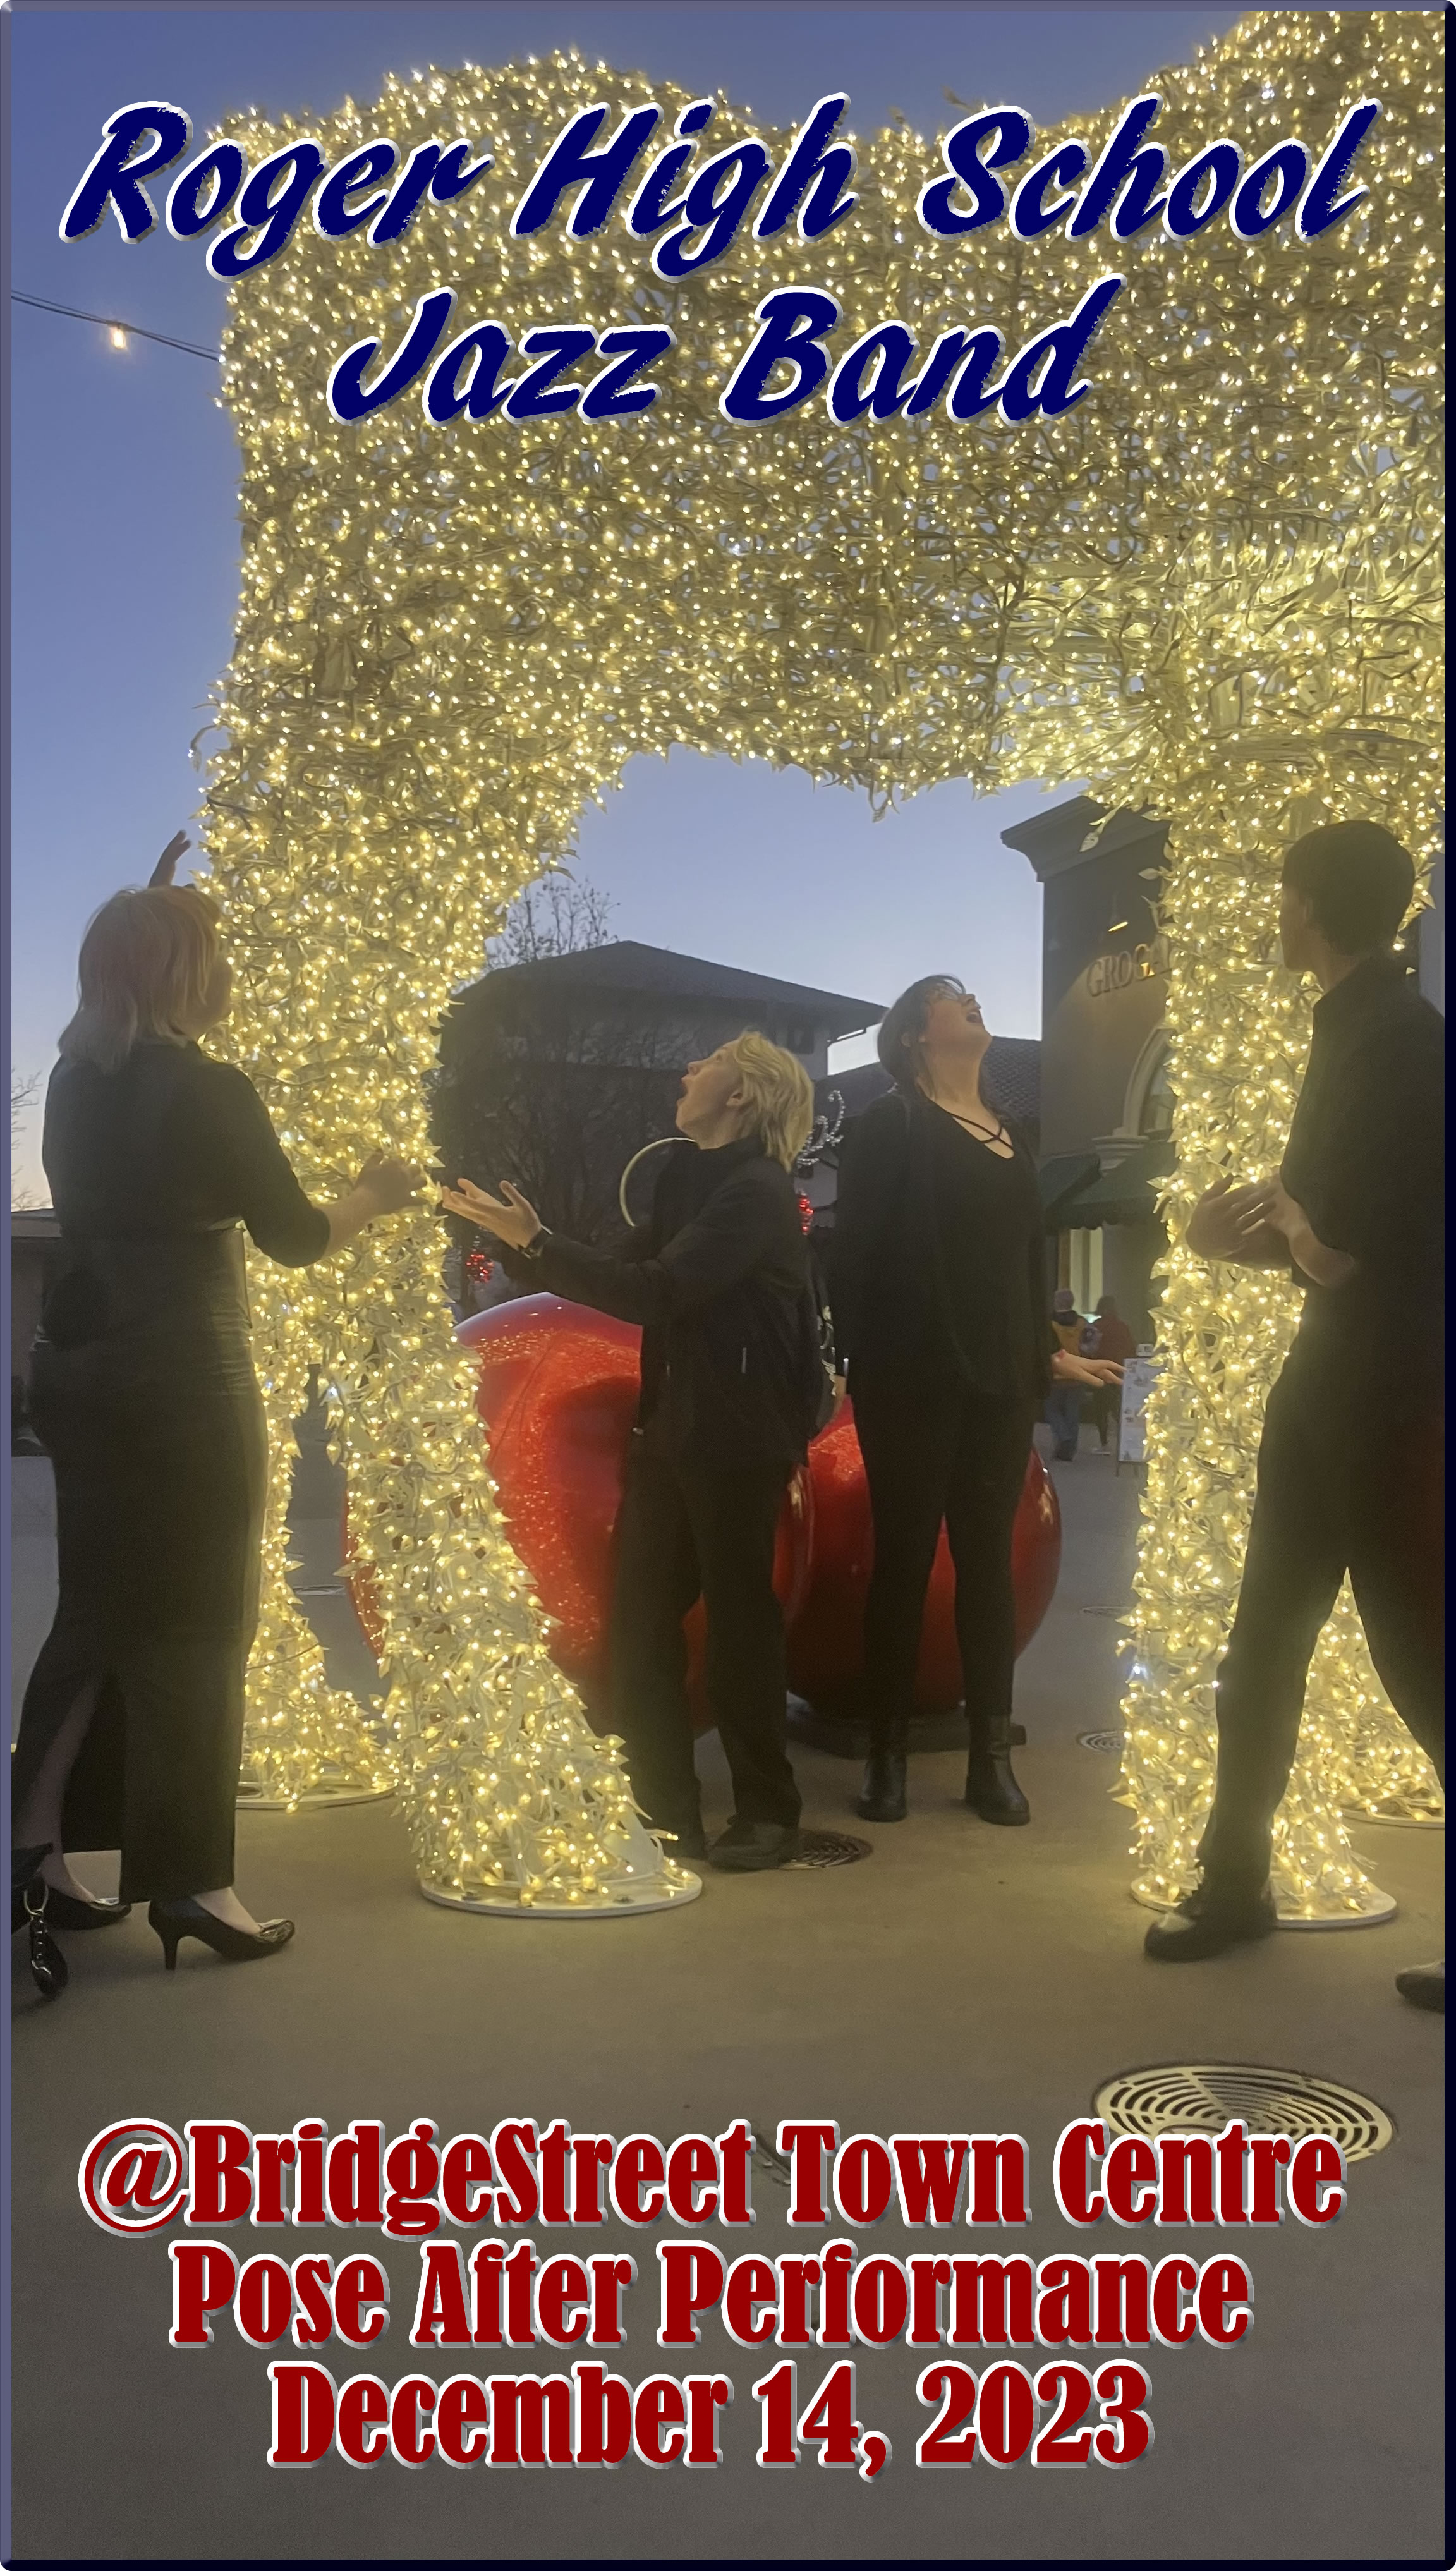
[1145,823,1443,2012]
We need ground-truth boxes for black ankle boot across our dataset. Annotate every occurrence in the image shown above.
[856,1750,907,1823]
[965,1715,1029,1825]
[1144,1878,1277,1962]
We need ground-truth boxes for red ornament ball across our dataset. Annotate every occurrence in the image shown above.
[456,1295,811,1731]
[440,1295,1060,1734]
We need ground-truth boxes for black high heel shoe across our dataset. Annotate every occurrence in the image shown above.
[13,1883,131,1935]
[11,1845,130,1935]
[148,1899,295,1971]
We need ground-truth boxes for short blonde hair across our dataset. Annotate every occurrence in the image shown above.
[726,1031,816,1170]
[59,885,222,1074]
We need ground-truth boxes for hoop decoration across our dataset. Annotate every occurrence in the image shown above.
[617,1134,692,1229]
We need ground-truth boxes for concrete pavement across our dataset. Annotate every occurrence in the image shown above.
[8,1432,1443,2560]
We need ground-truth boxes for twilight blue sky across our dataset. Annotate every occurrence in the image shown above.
[9,3,1275,1193]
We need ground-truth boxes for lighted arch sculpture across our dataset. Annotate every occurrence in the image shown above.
[200,11,1441,1914]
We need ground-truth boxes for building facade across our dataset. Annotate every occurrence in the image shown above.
[1004,798,1445,1345]
[434,940,883,1256]
[1001,797,1172,1343]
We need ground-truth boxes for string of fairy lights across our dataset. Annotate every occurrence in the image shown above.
[189,11,1440,1912]
[11,290,220,362]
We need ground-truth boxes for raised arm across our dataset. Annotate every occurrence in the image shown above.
[213,1067,417,1266]
[440,1167,787,1328]
[1268,1012,1443,1292]
[324,1154,420,1251]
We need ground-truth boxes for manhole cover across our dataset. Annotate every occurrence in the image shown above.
[1093,2063,1394,2161]
[786,1830,873,1869]
[1079,1730,1125,1756]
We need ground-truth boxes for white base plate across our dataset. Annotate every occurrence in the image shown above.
[238,1784,395,1812]
[416,1813,702,1918]
[1132,1883,1397,1930]
[418,1869,702,1918]
[1342,1805,1444,1832]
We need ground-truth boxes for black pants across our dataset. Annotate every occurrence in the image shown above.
[1089,1383,1119,1449]
[12,1260,266,1902]
[609,1445,801,1842]
[852,1374,1036,1749]
[1200,1347,1445,1885]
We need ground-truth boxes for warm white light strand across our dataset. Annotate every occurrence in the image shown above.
[196,11,1441,1910]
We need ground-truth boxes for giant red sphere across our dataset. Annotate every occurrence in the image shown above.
[449,1296,1062,1735]
[457,1294,812,1730]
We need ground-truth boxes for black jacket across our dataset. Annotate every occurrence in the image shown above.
[499,1137,814,1470]
[1279,949,1443,1387]
[830,1086,1056,1404]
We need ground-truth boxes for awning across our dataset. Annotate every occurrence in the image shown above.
[1055,1140,1176,1227]
[1038,1153,1100,1225]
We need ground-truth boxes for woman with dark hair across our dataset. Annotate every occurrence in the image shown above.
[831,976,1120,1826]
[11,845,418,1973]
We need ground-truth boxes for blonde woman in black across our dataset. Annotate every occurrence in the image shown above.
[442,1032,822,1873]
[12,855,416,1971]
[831,976,1120,1826]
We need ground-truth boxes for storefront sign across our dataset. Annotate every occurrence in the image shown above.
[1086,936,1169,999]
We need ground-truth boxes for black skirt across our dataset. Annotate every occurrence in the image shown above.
[11,1232,268,1902]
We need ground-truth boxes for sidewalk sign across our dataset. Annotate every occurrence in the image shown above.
[1117,1351,1161,1471]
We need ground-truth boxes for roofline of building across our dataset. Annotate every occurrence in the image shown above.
[1000,795,1166,885]
[449,940,884,1035]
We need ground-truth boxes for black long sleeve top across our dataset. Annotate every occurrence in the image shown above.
[830,1087,1056,1404]
[1278,951,1443,1389]
[498,1135,813,1469]
[43,1042,331,1267]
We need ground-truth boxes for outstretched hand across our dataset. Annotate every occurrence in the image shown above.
[355,1153,421,1216]
[1052,1351,1123,1390]
[149,832,191,888]
[438,1176,543,1250]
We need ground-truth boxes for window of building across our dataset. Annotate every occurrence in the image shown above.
[1138,1040,1174,1138]
[1064,1229,1105,1315]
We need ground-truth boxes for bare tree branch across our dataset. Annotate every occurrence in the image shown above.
[433,881,685,1247]
[11,1067,42,1210]
[488,871,616,968]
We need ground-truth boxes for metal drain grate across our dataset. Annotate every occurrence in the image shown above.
[1093,2063,1394,2161]
[1079,1730,1125,1756]
[786,1830,873,1869]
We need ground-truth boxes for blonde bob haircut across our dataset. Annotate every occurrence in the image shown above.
[59,885,224,1075]
[725,1030,816,1171]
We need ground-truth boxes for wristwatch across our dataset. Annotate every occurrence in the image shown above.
[519,1227,550,1261]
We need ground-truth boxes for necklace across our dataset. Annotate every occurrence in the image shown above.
[940,1102,1012,1151]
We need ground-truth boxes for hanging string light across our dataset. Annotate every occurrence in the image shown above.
[195,11,1441,1912]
